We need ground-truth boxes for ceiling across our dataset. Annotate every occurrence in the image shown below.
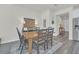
[13,4,78,13]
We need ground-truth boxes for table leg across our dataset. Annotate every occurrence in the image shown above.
[28,38,32,54]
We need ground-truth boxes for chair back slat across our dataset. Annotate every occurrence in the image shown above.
[47,28,54,37]
[37,29,47,41]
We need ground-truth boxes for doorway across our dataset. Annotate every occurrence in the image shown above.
[56,13,69,36]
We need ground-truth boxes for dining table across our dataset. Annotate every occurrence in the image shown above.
[22,28,54,54]
[22,29,38,54]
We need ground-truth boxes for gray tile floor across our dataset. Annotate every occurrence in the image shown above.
[0,41,20,54]
[54,32,79,54]
[0,39,62,54]
[1,32,79,54]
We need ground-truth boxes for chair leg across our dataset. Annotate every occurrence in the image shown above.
[23,42,26,50]
[20,45,24,54]
[51,38,53,47]
[37,44,39,54]
[47,40,48,49]
[44,42,46,51]
[18,43,21,50]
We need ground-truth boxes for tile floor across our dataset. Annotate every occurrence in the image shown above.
[0,32,79,54]
[0,38,62,54]
[54,32,79,54]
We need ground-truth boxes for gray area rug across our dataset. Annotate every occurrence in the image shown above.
[0,40,63,54]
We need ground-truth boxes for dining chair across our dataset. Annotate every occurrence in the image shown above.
[33,29,47,54]
[46,27,54,49]
[16,27,27,54]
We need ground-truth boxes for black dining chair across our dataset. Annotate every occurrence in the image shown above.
[33,29,47,54]
[16,27,27,54]
[46,27,54,49]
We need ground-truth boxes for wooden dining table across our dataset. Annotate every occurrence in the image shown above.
[22,30,38,54]
[22,28,53,54]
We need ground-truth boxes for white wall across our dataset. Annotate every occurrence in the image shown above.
[72,8,79,18]
[0,5,76,44]
[41,9,50,28]
[0,5,41,44]
[41,9,55,28]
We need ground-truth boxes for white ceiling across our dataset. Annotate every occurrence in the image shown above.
[12,4,78,13]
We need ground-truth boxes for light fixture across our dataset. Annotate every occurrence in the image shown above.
[35,20,38,27]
